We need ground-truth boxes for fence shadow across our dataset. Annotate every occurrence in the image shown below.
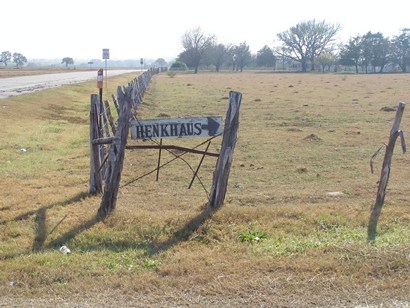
[1,191,94,255]
[45,216,99,249]
[148,203,217,255]
[5,191,90,225]
[2,192,217,259]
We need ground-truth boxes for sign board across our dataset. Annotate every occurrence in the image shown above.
[140,58,144,65]
[102,48,110,59]
[130,117,222,140]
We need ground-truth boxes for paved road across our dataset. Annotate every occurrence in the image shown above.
[0,69,140,99]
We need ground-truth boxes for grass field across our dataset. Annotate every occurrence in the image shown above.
[0,70,409,307]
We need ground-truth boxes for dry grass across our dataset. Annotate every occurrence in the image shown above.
[0,71,409,307]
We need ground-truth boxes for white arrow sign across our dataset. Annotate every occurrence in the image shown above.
[130,117,222,140]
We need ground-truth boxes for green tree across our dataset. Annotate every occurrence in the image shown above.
[232,42,252,72]
[390,29,410,72]
[316,52,337,72]
[361,32,390,73]
[277,20,340,72]
[339,36,362,73]
[61,57,74,67]
[205,43,229,72]
[0,51,12,66]
[153,58,168,68]
[360,33,373,73]
[180,27,215,73]
[370,32,390,72]
[256,45,276,69]
[12,52,27,68]
[170,60,188,71]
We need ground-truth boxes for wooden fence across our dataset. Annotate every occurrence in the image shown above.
[89,68,162,217]
[89,68,242,219]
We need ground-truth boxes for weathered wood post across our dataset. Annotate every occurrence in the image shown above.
[97,85,133,219]
[104,100,116,135]
[368,102,406,241]
[89,94,103,194]
[208,91,242,208]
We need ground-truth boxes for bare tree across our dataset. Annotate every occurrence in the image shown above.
[277,20,340,72]
[180,27,215,73]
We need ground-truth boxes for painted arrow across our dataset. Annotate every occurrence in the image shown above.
[202,117,222,136]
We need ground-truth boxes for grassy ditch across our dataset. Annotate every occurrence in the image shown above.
[0,71,409,306]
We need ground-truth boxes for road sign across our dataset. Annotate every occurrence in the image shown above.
[130,117,222,140]
[102,48,110,59]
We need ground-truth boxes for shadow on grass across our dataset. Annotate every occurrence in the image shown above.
[45,203,218,255]
[2,192,218,259]
[5,191,91,224]
[148,204,217,255]
[1,191,97,255]
[45,216,99,249]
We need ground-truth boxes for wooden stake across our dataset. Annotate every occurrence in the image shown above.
[368,102,406,241]
[89,94,103,194]
[208,91,242,208]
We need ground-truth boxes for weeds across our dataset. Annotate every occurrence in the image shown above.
[143,259,160,268]
[239,230,269,243]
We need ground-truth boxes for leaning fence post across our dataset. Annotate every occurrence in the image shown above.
[97,85,133,219]
[89,94,103,194]
[368,102,406,241]
[208,91,242,208]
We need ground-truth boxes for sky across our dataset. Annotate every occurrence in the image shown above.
[2,0,409,62]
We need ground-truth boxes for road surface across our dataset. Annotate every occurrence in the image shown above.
[0,69,140,99]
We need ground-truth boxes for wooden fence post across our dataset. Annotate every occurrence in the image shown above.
[89,69,158,216]
[368,102,406,241]
[208,91,242,208]
[89,94,103,194]
[97,85,133,219]
[104,100,116,135]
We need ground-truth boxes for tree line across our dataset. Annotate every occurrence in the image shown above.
[174,21,410,73]
[0,51,27,68]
